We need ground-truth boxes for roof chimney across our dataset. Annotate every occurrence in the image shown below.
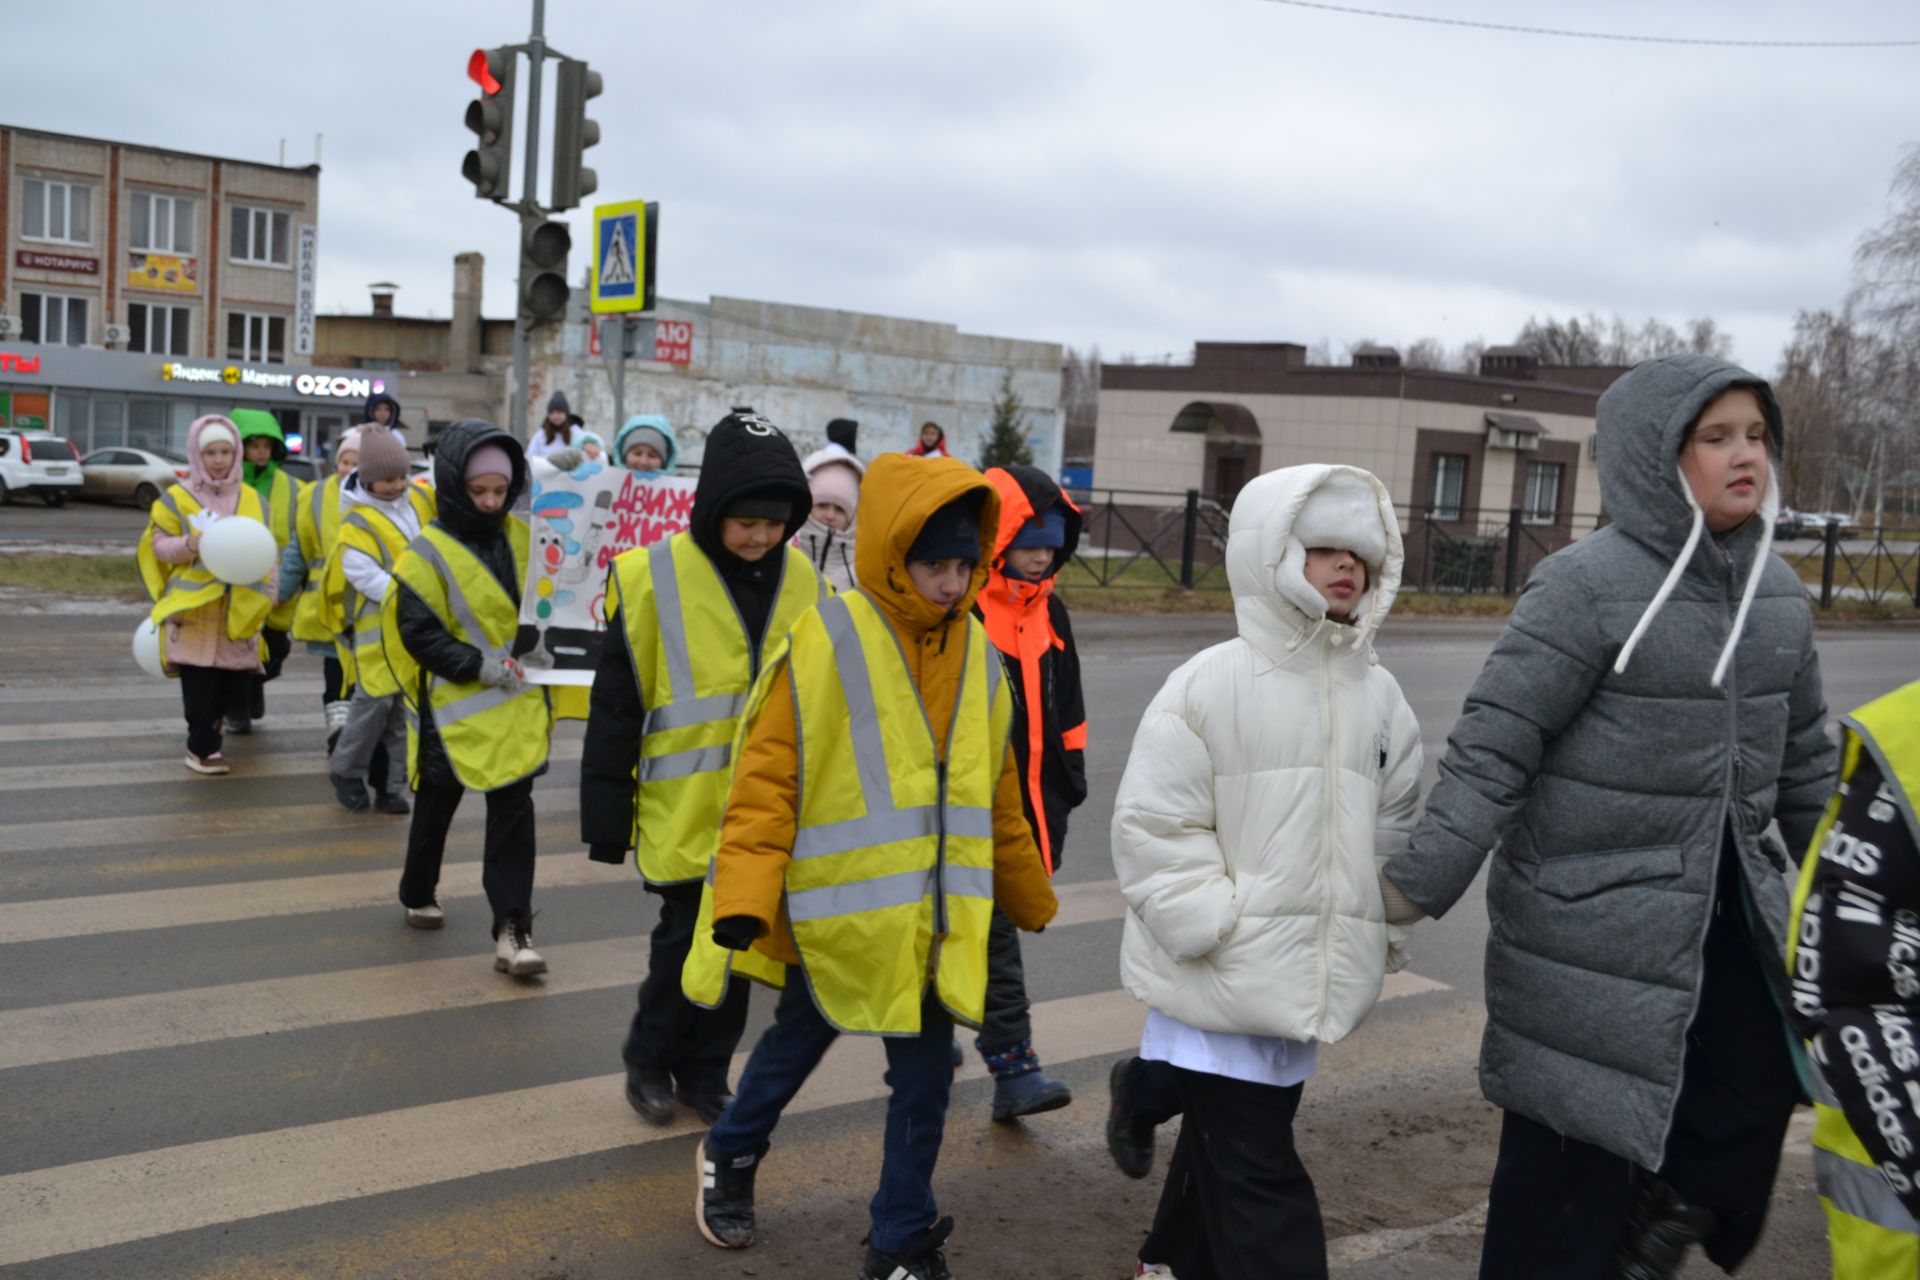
[369,281,399,317]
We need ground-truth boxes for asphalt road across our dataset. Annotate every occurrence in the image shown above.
[0,601,1913,1278]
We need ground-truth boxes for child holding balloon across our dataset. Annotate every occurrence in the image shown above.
[138,415,280,775]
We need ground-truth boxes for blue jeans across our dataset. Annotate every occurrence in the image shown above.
[708,970,956,1254]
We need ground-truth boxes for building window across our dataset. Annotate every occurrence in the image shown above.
[228,204,291,266]
[131,193,195,254]
[227,310,287,362]
[1430,453,1467,521]
[22,178,93,245]
[20,291,90,346]
[1523,462,1564,525]
[129,303,191,355]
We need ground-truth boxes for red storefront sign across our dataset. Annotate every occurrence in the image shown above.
[653,320,693,365]
[0,353,42,374]
[15,250,99,275]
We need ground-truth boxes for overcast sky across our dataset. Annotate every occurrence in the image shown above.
[12,1,1917,373]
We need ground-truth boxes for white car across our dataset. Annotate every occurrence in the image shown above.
[79,447,191,508]
[0,429,85,506]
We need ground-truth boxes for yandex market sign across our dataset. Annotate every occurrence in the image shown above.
[160,362,385,400]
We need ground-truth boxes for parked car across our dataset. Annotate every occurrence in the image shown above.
[0,429,85,506]
[79,448,190,508]
[1773,507,1807,540]
[1806,512,1862,539]
[281,456,325,486]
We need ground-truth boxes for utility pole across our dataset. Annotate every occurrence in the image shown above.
[507,0,547,442]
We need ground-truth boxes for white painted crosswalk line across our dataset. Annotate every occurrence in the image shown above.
[0,978,1450,1268]
[0,711,327,744]
[0,679,326,707]
[0,879,1134,1062]
[0,735,586,793]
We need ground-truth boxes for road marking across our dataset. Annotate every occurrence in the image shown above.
[0,971,1451,1269]
[0,679,326,707]
[0,879,1132,1063]
[0,737,586,793]
[0,711,327,744]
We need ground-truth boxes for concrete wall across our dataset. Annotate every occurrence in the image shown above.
[531,295,1064,470]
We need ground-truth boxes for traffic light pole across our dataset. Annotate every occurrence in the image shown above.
[508,0,547,442]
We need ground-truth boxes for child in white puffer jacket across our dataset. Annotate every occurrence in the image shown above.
[1110,464,1423,1280]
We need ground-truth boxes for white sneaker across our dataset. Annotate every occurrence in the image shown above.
[184,752,230,776]
[1136,1264,1177,1278]
[494,914,547,976]
[405,903,445,930]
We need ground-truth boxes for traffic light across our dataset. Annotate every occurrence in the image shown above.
[550,58,602,211]
[462,47,517,201]
[520,217,571,322]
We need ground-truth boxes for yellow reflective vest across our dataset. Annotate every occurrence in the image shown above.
[611,534,826,885]
[322,504,414,698]
[684,589,1013,1035]
[380,519,552,793]
[1790,681,1920,1277]
[137,484,276,665]
[259,470,299,632]
[294,476,433,643]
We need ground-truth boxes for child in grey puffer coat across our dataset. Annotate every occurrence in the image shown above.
[1382,355,1836,1279]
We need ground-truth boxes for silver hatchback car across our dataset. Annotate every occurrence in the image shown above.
[79,447,190,508]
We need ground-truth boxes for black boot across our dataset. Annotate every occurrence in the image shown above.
[1105,1058,1156,1179]
[1615,1169,1718,1280]
[696,1138,766,1249]
[859,1214,955,1280]
[625,1066,676,1124]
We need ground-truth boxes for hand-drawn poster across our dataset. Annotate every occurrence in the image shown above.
[514,457,696,685]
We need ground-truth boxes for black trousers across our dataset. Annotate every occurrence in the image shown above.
[623,880,751,1096]
[322,655,346,704]
[1119,1054,1184,1127]
[979,904,1032,1052]
[1140,1069,1327,1280]
[233,628,292,721]
[399,776,536,935]
[1478,847,1802,1278]
[179,665,254,758]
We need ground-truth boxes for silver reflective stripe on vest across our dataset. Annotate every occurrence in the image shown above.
[1810,1059,1844,1110]
[646,691,747,734]
[788,803,993,861]
[412,536,501,659]
[943,862,995,902]
[310,479,327,534]
[158,490,185,525]
[820,595,895,811]
[642,742,732,783]
[1815,1147,1920,1231]
[432,680,521,728]
[649,540,696,702]
[787,867,932,922]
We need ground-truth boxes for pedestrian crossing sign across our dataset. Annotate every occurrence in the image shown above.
[591,199,656,314]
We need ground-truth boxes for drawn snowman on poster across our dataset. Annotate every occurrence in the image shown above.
[523,462,615,669]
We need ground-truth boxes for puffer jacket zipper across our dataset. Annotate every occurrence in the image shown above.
[1317,638,1340,1035]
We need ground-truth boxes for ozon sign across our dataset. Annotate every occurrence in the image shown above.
[294,373,384,400]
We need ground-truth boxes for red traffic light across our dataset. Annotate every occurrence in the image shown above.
[468,48,502,95]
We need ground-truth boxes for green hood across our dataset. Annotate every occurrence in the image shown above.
[230,408,286,498]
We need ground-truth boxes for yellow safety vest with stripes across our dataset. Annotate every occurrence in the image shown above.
[136,484,276,658]
[380,519,552,793]
[294,476,434,643]
[612,533,826,885]
[685,589,1013,1035]
[1790,681,1920,1278]
[322,505,414,698]
[259,470,299,632]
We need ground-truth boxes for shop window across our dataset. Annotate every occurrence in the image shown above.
[22,178,93,245]
[128,400,169,454]
[228,204,291,266]
[129,303,192,356]
[227,311,287,362]
[20,292,90,346]
[56,395,88,444]
[131,193,195,255]
[1523,462,1564,525]
[91,399,126,450]
[1429,454,1466,521]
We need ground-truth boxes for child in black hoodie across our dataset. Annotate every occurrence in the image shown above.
[580,412,825,1126]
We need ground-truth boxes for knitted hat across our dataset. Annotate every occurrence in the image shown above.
[356,427,410,485]
[546,390,571,415]
[908,494,982,564]
[622,424,670,464]
[465,443,514,481]
[809,460,861,519]
[1007,506,1068,551]
[725,488,797,522]
[195,420,239,453]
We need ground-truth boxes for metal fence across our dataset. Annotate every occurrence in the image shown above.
[1062,486,1920,608]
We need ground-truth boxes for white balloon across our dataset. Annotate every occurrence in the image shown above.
[198,515,277,585]
[132,617,166,678]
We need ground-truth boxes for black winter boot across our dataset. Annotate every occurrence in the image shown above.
[1615,1169,1718,1280]
[859,1214,956,1280]
[980,1037,1072,1122]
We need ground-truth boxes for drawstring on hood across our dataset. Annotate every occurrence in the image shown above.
[1597,356,1786,690]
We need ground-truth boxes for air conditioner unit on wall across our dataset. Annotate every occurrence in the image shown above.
[103,324,130,346]
[0,316,18,339]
